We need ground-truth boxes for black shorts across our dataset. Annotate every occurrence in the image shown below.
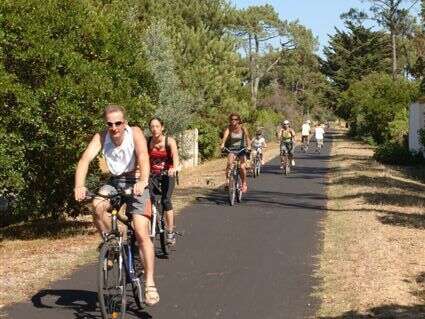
[149,174,175,211]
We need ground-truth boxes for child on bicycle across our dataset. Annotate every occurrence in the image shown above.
[251,130,267,165]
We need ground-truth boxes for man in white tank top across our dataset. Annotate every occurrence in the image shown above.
[74,104,160,306]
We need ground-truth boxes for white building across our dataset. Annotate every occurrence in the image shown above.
[409,102,425,154]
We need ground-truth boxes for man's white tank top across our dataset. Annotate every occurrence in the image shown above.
[102,126,136,176]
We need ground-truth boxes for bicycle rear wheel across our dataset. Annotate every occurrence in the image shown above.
[98,241,127,319]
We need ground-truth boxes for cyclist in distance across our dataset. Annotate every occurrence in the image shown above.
[251,130,267,165]
[301,119,311,150]
[148,117,180,246]
[314,122,325,152]
[220,113,251,193]
[74,104,160,306]
[278,120,296,167]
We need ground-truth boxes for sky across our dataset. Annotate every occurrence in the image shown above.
[232,0,421,55]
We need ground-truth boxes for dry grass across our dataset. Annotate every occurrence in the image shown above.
[0,143,280,308]
[316,128,425,319]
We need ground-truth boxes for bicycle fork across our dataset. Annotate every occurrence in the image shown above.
[126,244,143,303]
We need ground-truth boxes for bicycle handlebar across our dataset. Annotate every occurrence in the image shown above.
[222,147,247,155]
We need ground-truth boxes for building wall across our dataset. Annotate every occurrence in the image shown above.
[409,103,425,153]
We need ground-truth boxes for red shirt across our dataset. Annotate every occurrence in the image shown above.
[148,141,173,175]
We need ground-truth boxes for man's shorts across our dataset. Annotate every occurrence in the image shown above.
[280,142,294,156]
[316,138,324,146]
[97,176,152,218]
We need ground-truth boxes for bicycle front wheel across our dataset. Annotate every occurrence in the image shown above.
[98,241,127,319]
[228,175,236,206]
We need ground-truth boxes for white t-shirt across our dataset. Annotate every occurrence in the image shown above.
[315,127,325,140]
[301,123,310,136]
[251,136,266,149]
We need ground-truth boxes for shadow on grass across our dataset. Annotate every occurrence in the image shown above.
[378,212,425,230]
[0,218,95,241]
[318,304,425,318]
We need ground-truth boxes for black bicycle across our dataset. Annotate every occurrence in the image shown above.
[148,171,179,257]
[223,147,246,206]
[85,189,144,319]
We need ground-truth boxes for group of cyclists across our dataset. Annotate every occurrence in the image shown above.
[73,105,325,308]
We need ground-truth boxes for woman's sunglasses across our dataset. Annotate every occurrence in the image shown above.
[106,121,124,128]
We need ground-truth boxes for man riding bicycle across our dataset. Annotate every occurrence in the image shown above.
[148,117,180,246]
[278,120,296,167]
[251,130,267,165]
[220,113,251,193]
[74,104,160,306]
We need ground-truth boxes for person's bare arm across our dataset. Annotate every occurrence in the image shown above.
[221,128,229,149]
[277,128,282,140]
[168,137,180,176]
[75,133,102,201]
[291,129,296,142]
[132,127,150,195]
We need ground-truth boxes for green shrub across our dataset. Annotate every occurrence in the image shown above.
[339,73,419,144]
[374,142,425,165]
[196,120,221,160]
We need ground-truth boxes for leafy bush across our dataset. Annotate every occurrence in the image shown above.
[196,120,221,160]
[339,73,419,144]
[374,142,425,165]
[0,0,156,225]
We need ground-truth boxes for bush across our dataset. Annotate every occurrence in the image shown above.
[374,142,425,165]
[339,73,420,144]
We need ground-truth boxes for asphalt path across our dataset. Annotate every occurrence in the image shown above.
[4,135,331,319]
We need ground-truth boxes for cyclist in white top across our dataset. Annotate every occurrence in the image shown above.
[251,130,267,165]
[301,120,311,151]
[74,104,159,306]
[314,123,325,153]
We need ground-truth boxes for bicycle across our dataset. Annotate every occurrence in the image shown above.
[315,139,323,153]
[280,143,292,175]
[301,136,309,153]
[223,147,246,206]
[251,148,262,178]
[149,170,181,257]
[84,188,145,319]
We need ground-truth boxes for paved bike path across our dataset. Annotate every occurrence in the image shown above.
[5,136,331,319]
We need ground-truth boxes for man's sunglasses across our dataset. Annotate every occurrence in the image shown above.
[230,118,239,121]
[106,121,124,127]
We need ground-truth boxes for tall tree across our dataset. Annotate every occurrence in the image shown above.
[343,0,418,78]
[322,22,392,92]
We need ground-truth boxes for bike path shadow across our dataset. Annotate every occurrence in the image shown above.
[29,289,152,319]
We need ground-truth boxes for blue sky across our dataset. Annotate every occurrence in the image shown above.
[232,0,421,54]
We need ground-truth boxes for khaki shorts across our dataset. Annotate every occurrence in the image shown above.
[98,176,152,218]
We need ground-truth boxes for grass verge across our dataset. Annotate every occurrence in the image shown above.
[315,128,425,318]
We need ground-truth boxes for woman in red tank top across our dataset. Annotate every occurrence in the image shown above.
[148,117,180,245]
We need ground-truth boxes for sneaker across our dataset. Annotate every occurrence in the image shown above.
[166,231,176,246]
[291,160,295,166]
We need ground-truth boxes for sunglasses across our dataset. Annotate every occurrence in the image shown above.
[106,121,124,128]
[230,118,239,121]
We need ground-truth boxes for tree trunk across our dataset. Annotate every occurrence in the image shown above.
[391,32,397,79]
[250,35,260,108]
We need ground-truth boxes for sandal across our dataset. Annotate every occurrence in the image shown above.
[144,286,160,306]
